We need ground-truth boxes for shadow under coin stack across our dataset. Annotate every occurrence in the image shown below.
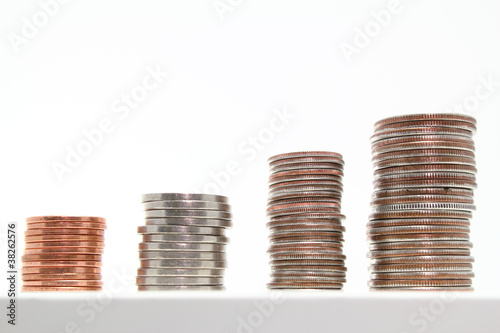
[266,152,347,290]
[21,216,106,292]
[137,193,232,291]
[368,114,477,291]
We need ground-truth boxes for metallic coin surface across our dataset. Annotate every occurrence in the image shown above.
[23,280,103,287]
[145,218,232,228]
[369,263,474,273]
[141,234,228,244]
[138,225,225,236]
[139,251,226,260]
[137,268,224,277]
[143,201,231,211]
[139,260,227,269]
[22,273,102,281]
[22,286,102,292]
[141,193,228,203]
[137,285,225,291]
[26,216,106,223]
[136,276,223,285]
[144,210,232,220]
[22,261,103,267]
[25,229,105,236]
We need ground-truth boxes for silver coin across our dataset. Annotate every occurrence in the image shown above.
[370,271,475,280]
[143,201,231,211]
[369,263,474,273]
[369,241,473,251]
[369,287,474,291]
[267,222,345,231]
[268,191,342,202]
[142,234,228,244]
[271,270,346,277]
[146,218,232,228]
[270,253,346,261]
[137,268,224,276]
[271,266,347,272]
[373,142,475,155]
[367,225,471,236]
[145,210,232,220]
[270,240,344,247]
[136,276,223,285]
[372,149,475,163]
[139,251,226,260]
[371,195,474,206]
[267,283,343,290]
[138,285,225,291]
[370,256,475,265]
[141,193,228,203]
[373,202,476,213]
[270,214,345,223]
[138,242,226,252]
[140,260,227,269]
[268,175,343,186]
[368,234,470,244]
[271,276,346,283]
[138,225,225,236]
[368,248,471,258]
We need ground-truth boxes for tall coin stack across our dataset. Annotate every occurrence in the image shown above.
[266,152,347,290]
[368,114,477,291]
[22,216,106,292]
[137,193,232,291]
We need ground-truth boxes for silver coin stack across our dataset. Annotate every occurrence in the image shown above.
[137,193,232,291]
[266,151,347,290]
[368,114,477,291]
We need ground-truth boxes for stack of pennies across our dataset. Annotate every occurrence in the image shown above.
[137,193,232,291]
[266,151,347,290]
[21,216,106,292]
[368,113,477,291]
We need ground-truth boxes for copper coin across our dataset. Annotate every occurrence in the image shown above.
[269,224,345,233]
[370,287,474,291]
[371,195,474,206]
[271,270,346,278]
[22,273,102,281]
[22,261,103,267]
[373,156,476,170]
[21,267,101,274]
[270,169,344,179]
[22,286,102,292]
[374,114,476,129]
[23,280,103,287]
[372,187,473,199]
[24,235,105,243]
[269,180,343,190]
[268,197,341,206]
[375,119,476,132]
[272,236,345,244]
[370,256,475,265]
[22,254,102,261]
[23,247,104,255]
[370,210,473,220]
[369,279,472,288]
[270,231,343,239]
[269,175,343,186]
[271,253,346,261]
[267,219,344,228]
[268,191,341,202]
[369,241,473,251]
[268,151,344,164]
[269,243,343,252]
[269,186,343,196]
[271,213,345,222]
[26,216,106,223]
[268,246,344,255]
[25,228,105,236]
[373,149,475,163]
[270,162,345,173]
[369,263,474,272]
[267,202,341,213]
[373,141,475,155]
[26,222,106,230]
[271,276,347,283]
[25,241,105,249]
[372,126,474,142]
[368,248,471,258]
[372,134,474,149]
[268,282,343,289]
[273,265,347,272]
[367,218,470,228]
[371,271,474,280]
[368,233,469,243]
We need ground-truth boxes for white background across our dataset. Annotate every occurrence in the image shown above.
[0,0,499,294]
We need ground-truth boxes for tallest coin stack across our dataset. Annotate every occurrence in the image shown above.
[368,114,477,291]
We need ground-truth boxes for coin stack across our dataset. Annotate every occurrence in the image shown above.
[266,151,347,290]
[21,216,106,292]
[137,193,232,291]
[368,114,477,291]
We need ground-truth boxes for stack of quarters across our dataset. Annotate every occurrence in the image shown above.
[266,151,347,290]
[368,114,477,291]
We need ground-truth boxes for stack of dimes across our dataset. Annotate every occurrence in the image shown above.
[266,151,347,290]
[137,193,232,291]
[368,114,477,291]
[21,216,106,292]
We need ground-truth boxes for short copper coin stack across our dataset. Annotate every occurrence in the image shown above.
[266,151,347,290]
[137,193,232,291]
[368,114,477,291]
[21,216,106,292]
